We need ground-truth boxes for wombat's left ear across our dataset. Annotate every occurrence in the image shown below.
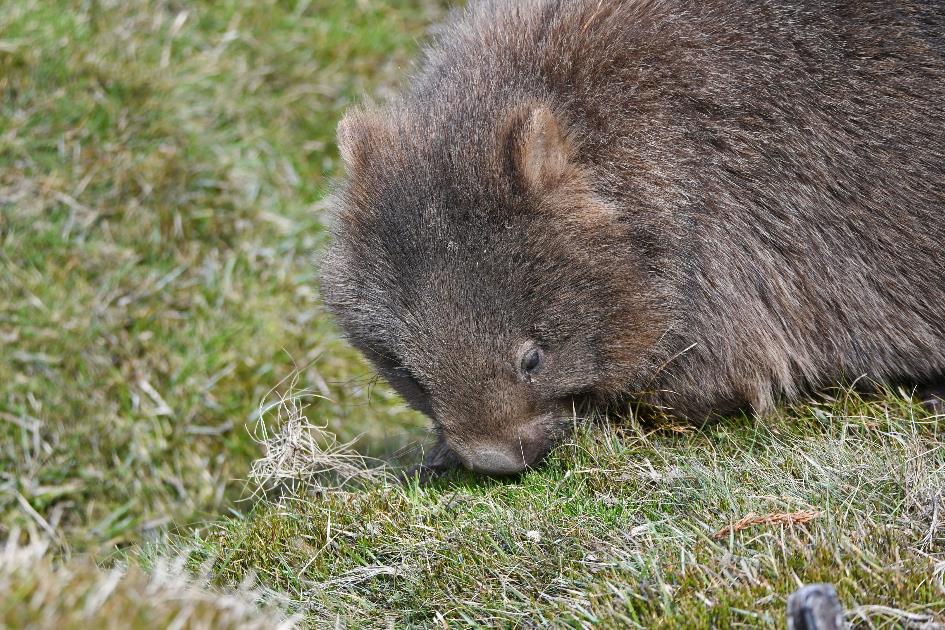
[515,106,576,192]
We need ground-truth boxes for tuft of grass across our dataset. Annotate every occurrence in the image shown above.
[246,370,391,498]
[0,534,297,629]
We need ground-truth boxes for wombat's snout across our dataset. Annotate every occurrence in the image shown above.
[455,422,548,475]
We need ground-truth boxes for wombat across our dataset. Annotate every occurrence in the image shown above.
[321,0,945,476]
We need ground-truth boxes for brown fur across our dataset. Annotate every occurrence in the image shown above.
[322,0,945,476]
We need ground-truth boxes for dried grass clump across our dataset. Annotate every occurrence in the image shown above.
[247,372,392,498]
[712,510,819,540]
[0,533,297,630]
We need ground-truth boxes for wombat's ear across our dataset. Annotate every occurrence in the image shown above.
[513,105,618,224]
[336,107,387,174]
[515,106,575,192]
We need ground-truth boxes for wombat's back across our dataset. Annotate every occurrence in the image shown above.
[407,0,945,417]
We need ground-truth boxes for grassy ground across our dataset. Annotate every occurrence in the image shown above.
[2,1,944,627]
[1,0,434,555]
[189,395,945,628]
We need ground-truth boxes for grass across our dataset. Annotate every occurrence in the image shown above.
[1,0,943,627]
[181,392,945,628]
[1,0,436,554]
[1,536,297,629]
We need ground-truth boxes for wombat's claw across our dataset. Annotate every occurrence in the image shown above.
[923,398,945,414]
[787,584,847,630]
[919,384,945,414]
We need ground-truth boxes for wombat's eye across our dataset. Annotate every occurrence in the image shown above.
[521,347,544,376]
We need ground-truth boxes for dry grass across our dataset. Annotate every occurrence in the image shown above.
[246,371,392,498]
[1,532,296,629]
[711,510,819,540]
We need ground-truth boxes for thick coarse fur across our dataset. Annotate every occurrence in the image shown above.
[321,0,945,476]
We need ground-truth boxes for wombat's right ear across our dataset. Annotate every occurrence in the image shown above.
[514,105,576,193]
[512,105,618,224]
[336,107,387,174]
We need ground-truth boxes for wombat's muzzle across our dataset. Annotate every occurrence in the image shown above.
[462,447,532,475]
[456,422,548,475]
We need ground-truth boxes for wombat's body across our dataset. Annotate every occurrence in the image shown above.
[323,0,945,475]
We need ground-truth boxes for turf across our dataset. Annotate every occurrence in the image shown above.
[1,0,434,554]
[184,394,945,628]
[2,1,943,628]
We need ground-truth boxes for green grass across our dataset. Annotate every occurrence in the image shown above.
[1,0,435,554]
[181,395,945,628]
[2,1,944,627]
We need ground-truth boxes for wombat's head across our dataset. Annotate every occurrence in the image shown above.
[321,101,666,475]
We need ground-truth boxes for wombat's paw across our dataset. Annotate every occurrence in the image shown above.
[917,383,945,414]
[399,439,462,485]
[786,583,847,630]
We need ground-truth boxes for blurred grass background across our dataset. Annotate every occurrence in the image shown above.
[1,0,441,554]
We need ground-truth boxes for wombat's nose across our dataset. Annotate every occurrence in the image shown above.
[459,427,548,475]
[454,420,549,475]
[464,447,527,475]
